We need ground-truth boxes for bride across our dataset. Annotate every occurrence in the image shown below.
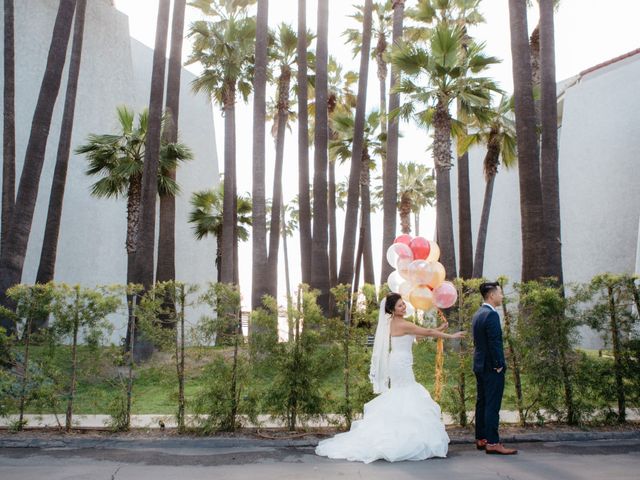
[316,292,466,463]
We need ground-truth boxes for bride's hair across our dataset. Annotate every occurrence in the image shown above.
[385,293,402,314]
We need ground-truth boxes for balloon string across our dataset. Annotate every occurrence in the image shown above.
[434,309,447,402]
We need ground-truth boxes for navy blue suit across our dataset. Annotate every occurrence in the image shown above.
[472,304,506,444]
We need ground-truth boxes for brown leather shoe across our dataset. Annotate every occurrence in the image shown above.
[475,439,488,450]
[486,443,518,455]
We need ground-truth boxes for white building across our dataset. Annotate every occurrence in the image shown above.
[1,0,219,337]
[453,49,640,347]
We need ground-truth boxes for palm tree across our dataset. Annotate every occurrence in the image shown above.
[396,162,435,235]
[157,0,187,286]
[539,0,563,284]
[311,0,331,313]
[508,0,546,281]
[0,0,76,335]
[332,110,382,287]
[188,0,256,286]
[458,95,517,278]
[133,0,170,291]
[380,0,405,285]
[296,0,312,286]
[189,185,252,283]
[76,106,192,345]
[392,23,499,280]
[264,23,300,301]
[35,0,88,298]
[2,0,15,261]
[337,0,373,292]
[344,1,393,172]
[252,0,269,310]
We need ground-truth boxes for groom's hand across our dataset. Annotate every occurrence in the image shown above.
[495,367,504,373]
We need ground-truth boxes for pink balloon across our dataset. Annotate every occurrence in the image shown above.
[433,281,458,309]
[408,260,435,285]
[394,234,413,246]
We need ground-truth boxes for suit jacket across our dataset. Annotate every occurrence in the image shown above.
[472,304,506,373]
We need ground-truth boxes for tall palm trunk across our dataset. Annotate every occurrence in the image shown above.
[399,192,411,234]
[457,103,473,279]
[266,66,292,299]
[311,0,331,313]
[157,0,186,286]
[360,149,375,285]
[328,159,338,288]
[473,137,500,278]
[539,0,563,283]
[133,0,170,290]
[2,0,15,260]
[252,0,269,308]
[381,0,404,284]
[124,175,142,350]
[338,0,372,288]
[433,100,457,279]
[508,0,546,281]
[297,0,312,286]
[220,83,238,285]
[376,29,388,175]
[35,0,87,299]
[0,0,75,335]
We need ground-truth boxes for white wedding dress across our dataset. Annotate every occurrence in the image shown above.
[315,335,449,463]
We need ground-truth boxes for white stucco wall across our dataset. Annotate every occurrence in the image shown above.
[1,0,218,339]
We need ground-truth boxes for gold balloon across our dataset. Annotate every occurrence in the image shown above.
[427,261,446,289]
[409,285,434,311]
[427,241,440,262]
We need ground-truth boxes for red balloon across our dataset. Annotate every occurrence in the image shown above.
[409,236,431,260]
[394,234,413,246]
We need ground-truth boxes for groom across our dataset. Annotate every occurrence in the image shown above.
[471,282,517,455]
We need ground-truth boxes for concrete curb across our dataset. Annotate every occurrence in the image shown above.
[1,430,639,450]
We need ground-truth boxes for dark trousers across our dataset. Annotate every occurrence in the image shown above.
[474,370,505,444]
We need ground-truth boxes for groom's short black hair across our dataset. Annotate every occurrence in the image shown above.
[479,282,500,299]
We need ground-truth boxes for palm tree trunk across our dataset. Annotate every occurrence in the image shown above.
[280,201,294,340]
[2,0,15,261]
[457,110,473,278]
[266,67,291,300]
[157,0,186,286]
[433,101,457,279]
[124,176,141,351]
[399,192,411,234]
[297,0,312,286]
[381,0,404,284]
[376,29,388,176]
[35,0,87,301]
[0,0,76,335]
[539,0,563,284]
[508,0,546,282]
[328,159,338,288]
[361,150,375,285]
[311,0,331,313]
[472,173,496,279]
[220,84,238,285]
[252,0,269,308]
[338,0,372,288]
[133,0,170,290]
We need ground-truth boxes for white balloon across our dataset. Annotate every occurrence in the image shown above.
[386,243,413,269]
[387,270,404,293]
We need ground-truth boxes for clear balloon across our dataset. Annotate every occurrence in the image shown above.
[409,285,434,311]
[404,301,416,317]
[397,256,413,280]
[394,234,413,246]
[409,236,431,260]
[426,241,440,262]
[433,281,458,309]
[399,280,414,300]
[427,261,446,289]
[386,242,413,269]
[387,270,404,293]
[408,260,435,285]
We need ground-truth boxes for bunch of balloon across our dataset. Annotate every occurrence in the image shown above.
[385,233,458,401]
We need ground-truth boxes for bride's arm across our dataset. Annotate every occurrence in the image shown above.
[401,320,465,340]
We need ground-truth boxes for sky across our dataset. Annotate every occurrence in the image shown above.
[113,0,640,310]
